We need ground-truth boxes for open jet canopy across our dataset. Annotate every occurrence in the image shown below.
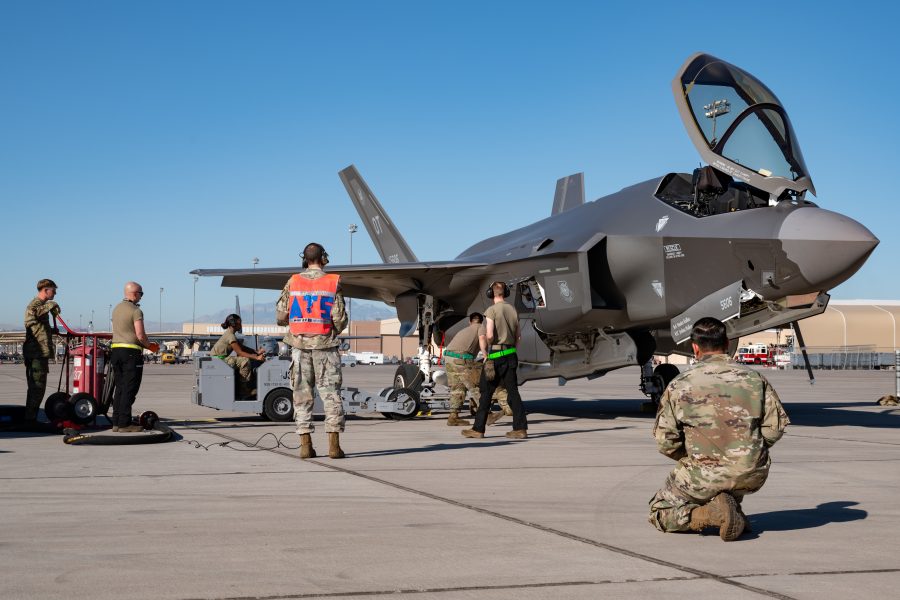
[672,53,815,198]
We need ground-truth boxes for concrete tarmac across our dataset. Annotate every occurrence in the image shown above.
[1,362,898,600]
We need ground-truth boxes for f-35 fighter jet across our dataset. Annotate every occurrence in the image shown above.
[193,53,878,404]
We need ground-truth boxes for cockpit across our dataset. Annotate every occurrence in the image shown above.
[655,53,816,218]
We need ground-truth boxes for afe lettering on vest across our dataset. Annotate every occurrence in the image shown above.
[288,274,340,335]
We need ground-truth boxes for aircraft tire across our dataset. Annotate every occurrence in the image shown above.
[393,364,424,392]
[653,363,681,399]
[263,388,294,422]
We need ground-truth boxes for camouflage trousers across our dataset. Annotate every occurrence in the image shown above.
[445,359,509,414]
[24,357,48,421]
[223,356,253,382]
[291,347,344,434]
[648,461,769,532]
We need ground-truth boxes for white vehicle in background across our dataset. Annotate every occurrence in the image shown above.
[354,352,385,365]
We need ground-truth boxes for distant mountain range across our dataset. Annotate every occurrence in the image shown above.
[195,299,396,325]
[0,300,396,332]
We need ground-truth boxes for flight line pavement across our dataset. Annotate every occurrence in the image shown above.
[1,363,898,600]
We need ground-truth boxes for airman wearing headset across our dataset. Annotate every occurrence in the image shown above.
[276,243,348,459]
[462,280,528,439]
[210,313,265,397]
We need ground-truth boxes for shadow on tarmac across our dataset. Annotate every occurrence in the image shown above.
[782,403,900,429]
[524,397,653,420]
[348,426,632,457]
[744,501,867,536]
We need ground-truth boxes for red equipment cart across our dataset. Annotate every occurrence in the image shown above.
[44,316,115,425]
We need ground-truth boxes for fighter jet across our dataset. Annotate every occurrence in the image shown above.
[192,53,878,404]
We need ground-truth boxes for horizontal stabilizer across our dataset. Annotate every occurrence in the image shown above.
[551,173,585,216]
[339,165,418,264]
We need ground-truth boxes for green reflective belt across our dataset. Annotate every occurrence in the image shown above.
[443,350,474,360]
[111,343,142,350]
[213,355,228,359]
[487,347,517,360]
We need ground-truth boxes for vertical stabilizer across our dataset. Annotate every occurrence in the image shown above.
[234,295,241,317]
[339,165,418,264]
[551,172,585,216]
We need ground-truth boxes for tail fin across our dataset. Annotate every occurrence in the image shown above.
[551,172,585,216]
[234,295,241,317]
[339,165,418,264]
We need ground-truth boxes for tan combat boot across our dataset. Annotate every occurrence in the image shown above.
[328,432,345,459]
[505,429,527,439]
[299,433,316,459]
[447,411,470,426]
[461,429,484,439]
[688,493,745,541]
[486,411,504,426]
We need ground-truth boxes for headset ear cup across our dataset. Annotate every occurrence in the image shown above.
[485,287,493,299]
[503,283,510,298]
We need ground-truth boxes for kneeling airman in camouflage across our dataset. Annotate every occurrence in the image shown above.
[649,317,789,541]
[277,243,347,459]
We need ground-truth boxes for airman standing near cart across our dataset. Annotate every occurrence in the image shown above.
[276,243,348,459]
[23,278,60,423]
[110,282,159,432]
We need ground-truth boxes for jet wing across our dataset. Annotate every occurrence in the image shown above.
[191,261,488,305]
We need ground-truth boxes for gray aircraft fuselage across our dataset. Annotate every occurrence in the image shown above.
[193,52,879,388]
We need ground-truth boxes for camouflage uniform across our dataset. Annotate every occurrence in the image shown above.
[445,358,475,412]
[648,353,790,532]
[444,323,509,414]
[276,268,347,434]
[469,362,510,415]
[23,297,59,420]
[211,327,253,384]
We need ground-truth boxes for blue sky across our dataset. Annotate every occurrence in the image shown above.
[2,1,898,328]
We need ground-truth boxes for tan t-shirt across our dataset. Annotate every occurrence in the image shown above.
[211,328,238,357]
[446,323,481,356]
[484,302,518,347]
[111,300,143,346]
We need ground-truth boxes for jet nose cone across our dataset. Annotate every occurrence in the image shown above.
[779,207,879,291]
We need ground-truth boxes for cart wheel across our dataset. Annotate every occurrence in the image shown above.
[139,411,159,429]
[44,392,72,421]
[99,363,116,415]
[385,387,420,420]
[68,393,98,424]
[263,389,294,422]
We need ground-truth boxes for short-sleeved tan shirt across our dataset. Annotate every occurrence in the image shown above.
[211,328,238,357]
[111,300,144,346]
[484,302,518,347]
[446,323,481,356]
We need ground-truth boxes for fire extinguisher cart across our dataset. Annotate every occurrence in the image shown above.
[43,316,114,425]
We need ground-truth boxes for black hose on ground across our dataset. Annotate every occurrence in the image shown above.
[62,421,174,445]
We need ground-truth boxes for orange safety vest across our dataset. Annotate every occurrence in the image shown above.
[288,273,340,336]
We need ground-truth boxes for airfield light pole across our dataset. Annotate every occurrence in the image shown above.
[108,304,112,333]
[251,257,259,348]
[191,275,199,341]
[159,287,164,333]
[89,309,94,333]
[348,224,357,353]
